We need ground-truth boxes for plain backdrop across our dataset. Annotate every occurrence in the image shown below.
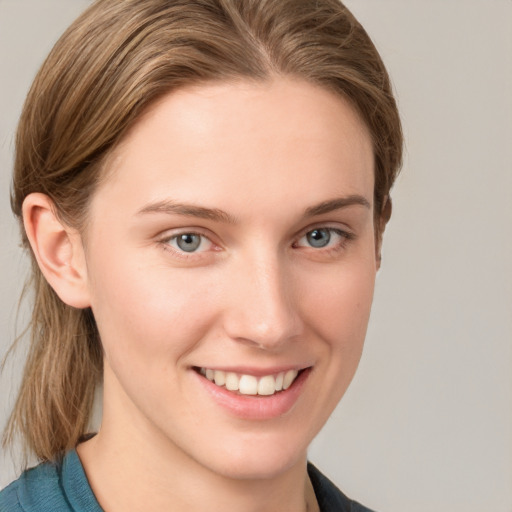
[0,1,511,511]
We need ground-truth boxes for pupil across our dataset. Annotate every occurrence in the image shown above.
[177,234,201,252]
[307,229,330,248]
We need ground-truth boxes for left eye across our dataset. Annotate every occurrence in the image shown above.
[296,228,347,249]
[167,233,212,253]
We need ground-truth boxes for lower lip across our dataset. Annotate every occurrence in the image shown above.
[195,368,311,420]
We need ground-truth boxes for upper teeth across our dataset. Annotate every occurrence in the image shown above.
[200,368,299,396]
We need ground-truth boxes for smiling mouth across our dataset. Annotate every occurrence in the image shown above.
[194,367,302,396]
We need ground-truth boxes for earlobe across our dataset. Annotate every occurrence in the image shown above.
[22,193,91,309]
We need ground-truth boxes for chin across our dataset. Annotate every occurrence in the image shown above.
[195,433,310,481]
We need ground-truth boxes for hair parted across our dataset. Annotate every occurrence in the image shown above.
[5,0,402,462]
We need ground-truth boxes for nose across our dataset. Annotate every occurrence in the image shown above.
[222,253,303,350]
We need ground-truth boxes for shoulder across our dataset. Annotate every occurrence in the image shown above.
[0,451,101,512]
[0,458,64,512]
[307,462,377,512]
[0,478,23,512]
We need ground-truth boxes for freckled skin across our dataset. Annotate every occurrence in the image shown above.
[77,78,378,511]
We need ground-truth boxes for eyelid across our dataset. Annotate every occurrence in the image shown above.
[295,221,354,240]
[157,225,216,242]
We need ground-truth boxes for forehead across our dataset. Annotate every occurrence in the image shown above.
[93,78,374,218]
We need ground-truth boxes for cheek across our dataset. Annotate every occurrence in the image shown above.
[87,255,219,372]
[293,257,376,434]
[301,258,376,350]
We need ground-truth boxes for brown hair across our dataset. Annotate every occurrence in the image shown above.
[5,0,402,462]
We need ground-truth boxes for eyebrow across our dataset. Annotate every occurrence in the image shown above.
[137,200,237,224]
[136,194,371,223]
[304,195,371,217]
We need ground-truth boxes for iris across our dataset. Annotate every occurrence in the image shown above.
[306,229,331,248]
[176,233,202,252]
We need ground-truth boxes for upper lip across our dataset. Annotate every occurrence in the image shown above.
[193,365,311,377]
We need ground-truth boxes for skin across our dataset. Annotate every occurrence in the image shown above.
[24,77,381,512]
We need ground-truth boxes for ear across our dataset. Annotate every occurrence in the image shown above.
[376,196,392,270]
[22,193,91,308]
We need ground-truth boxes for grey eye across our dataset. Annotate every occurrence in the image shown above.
[306,229,331,248]
[176,233,202,252]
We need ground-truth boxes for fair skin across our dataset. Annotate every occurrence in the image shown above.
[24,78,381,512]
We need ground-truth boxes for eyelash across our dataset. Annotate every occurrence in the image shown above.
[158,226,355,259]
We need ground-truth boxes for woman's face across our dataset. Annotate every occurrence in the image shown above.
[83,78,377,479]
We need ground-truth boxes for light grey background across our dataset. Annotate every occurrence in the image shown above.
[1,1,511,510]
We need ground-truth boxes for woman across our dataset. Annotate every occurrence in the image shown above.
[0,0,402,511]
